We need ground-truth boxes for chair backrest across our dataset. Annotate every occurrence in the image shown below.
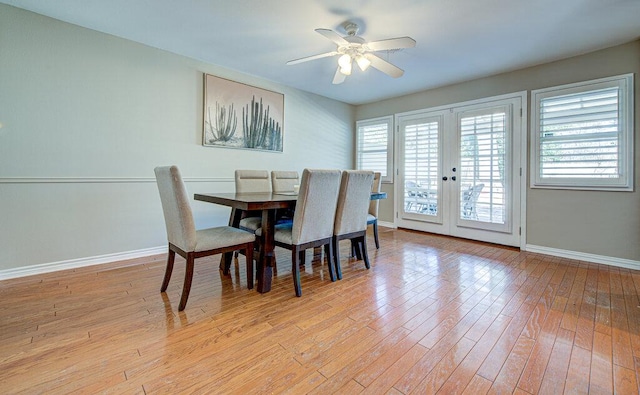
[334,170,375,236]
[271,170,299,193]
[154,166,197,252]
[368,172,382,217]
[235,170,270,193]
[291,169,341,245]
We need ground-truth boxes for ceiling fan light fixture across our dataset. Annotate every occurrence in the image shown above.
[338,54,352,75]
[287,23,416,84]
[338,54,351,68]
[356,55,371,71]
[339,63,352,75]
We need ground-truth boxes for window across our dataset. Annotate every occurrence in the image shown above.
[531,74,633,190]
[356,116,393,183]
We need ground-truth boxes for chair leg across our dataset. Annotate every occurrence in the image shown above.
[245,243,254,290]
[160,248,175,292]
[354,239,363,260]
[299,250,306,268]
[373,221,380,249]
[361,236,371,269]
[292,247,302,297]
[333,237,342,280]
[327,241,337,281]
[178,254,195,311]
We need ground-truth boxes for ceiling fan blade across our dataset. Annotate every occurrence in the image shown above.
[366,36,416,51]
[365,54,404,78]
[315,28,349,46]
[332,67,346,84]
[287,51,339,65]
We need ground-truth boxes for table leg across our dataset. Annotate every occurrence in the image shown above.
[256,209,276,293]
[220,207,243,274]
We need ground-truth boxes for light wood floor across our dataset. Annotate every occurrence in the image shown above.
[1,228,639,394]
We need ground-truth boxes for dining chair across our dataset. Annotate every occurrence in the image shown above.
[235,170,271,232]
[367,172,382,249]
[332,170,374,280]
[271,170,299,223]
[154,166,256,311]
[258,169,341,296]
[271,170,300,193]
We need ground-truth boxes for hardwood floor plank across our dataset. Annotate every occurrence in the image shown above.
[360,344,428,394]
[488,335,536,394]
[564,344,592,395]
[437,313,512,393]
[462,374,493,395]
[517,308,563,393]
[410,336,476,394]
[538,327,574,394]
[613,364,637,395]
[590,331,614,395]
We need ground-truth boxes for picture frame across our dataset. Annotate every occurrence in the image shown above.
[203,73,284,152]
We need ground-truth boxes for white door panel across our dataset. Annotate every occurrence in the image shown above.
[396,93,524,247]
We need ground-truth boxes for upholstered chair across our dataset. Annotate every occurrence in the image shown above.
[333,170,374,280]
[235,170,271,232]
[154,166,255,311]
[258,169,341,296]
[367,172,382,249]
[271,170,300,193]
[271,170,299,223]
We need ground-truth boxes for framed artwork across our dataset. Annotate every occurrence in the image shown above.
[203,73,284,152]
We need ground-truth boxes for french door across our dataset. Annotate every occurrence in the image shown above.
[395,93,524,247]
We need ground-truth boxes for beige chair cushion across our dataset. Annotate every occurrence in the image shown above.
[271,170,300,193]
[256,222,294,244]
[239,216,262,231]
[195,226,255,252]
[334,171,374,236]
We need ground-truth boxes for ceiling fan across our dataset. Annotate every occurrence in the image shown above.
[287,22,416,84]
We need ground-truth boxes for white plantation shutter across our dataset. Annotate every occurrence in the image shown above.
[531,74,633,190]
[459,109,506,224]
[356,116,393,182]
[404,120,439,196]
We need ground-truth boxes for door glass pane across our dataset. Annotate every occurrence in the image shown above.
[404,120,439,216]
[459,110,506,224]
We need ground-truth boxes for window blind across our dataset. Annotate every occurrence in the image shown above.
[539,87,620,179]
[459,111,506,224]
[357,122,389,177]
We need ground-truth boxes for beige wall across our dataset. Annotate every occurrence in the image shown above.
[0,5,354,272]
[357,40,640,261]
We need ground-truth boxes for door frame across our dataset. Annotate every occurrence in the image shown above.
[393,91,528,249]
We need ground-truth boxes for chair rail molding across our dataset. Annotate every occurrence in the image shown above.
[0,176,234,184]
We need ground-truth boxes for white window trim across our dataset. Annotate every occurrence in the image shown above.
[356,115,394,183]
[530,73,634,191]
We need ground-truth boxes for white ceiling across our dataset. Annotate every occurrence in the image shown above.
[3,0,640,105]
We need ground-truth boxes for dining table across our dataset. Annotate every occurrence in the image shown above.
[194,191,387,293]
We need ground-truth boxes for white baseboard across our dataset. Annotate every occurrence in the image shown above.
[4,240,636,282]
[378,220,397,229]
[525,244,640,270]
[0,246,167,281]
